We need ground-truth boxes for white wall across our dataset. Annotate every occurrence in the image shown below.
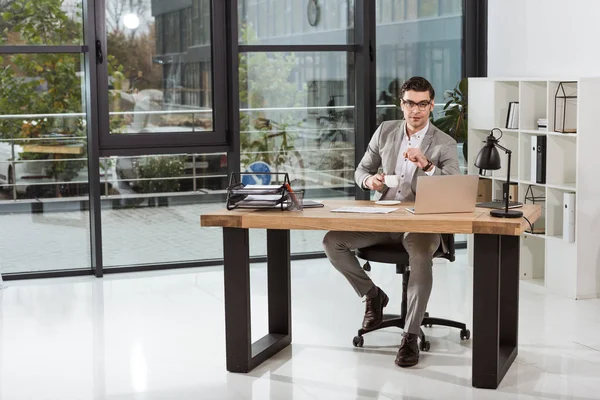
[488,0,600,77]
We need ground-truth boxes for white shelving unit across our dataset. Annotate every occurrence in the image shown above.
[467,77,600,299]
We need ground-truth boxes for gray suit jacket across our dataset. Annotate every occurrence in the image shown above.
[355,120,460,201]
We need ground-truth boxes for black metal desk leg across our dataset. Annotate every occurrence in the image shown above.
[472,234,520,389]
[223,227,252,372]
[267,229,292,337]
[223,228,292,373]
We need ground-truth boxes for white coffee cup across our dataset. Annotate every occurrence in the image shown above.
[384,175,400,187]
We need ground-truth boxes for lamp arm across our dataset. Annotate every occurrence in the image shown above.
[493,142,511,154]
[504,149,512,214]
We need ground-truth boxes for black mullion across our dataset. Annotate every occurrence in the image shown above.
[0,45,88,54]
[212,0,228,138]
[95,0,111,153]
[84,0,104,278]
[354,0,376,201]
[226,0,241,179]
[463,0,487,78]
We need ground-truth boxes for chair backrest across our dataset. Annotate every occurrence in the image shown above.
[356,234,456,266]
[438,234,455,262]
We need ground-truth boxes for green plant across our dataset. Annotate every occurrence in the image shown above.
[1,0,128,191]
[136,156,185,193]
[433,78,468,144]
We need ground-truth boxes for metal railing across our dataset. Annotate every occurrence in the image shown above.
[0,105,358,202]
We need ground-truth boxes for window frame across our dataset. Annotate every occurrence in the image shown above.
[93,0,229,157]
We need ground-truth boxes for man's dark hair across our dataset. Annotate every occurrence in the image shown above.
[400,76,435,101]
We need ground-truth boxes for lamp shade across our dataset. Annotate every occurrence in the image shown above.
[475,145,501,170]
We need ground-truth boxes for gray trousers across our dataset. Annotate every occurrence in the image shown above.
[322,231,441,335]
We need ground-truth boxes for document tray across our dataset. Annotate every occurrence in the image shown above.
[226,172,292,210]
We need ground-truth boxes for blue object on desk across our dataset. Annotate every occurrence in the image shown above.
[242,161,272,185]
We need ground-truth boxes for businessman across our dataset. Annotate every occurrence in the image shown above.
[323,77,460,367]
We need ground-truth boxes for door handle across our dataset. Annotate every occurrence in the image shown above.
[95,40,104,64]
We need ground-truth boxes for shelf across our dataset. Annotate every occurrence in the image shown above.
[468,77,600,299]
[546,131,577,138]
[519,129,548,135]
[519,81,547,131]
[515,180,575,191]
[546,183,576,191]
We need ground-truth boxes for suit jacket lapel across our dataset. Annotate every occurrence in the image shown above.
[420,123,434,158]
[383,120,405,175]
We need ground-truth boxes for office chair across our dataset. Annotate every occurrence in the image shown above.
[352,234,470,351]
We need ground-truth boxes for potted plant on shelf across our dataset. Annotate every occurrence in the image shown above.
[432,78,468,160]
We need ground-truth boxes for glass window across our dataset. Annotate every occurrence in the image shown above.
[238,0,354,45]
[0,53,91,273]
[440,0,462,15]
[239,51,355,197]
[105,0,213,135]
[419,0,439,18]
[102,152,228,268]
[406,0,418,20]
[0,0,83,45]
[376,0,463,149]
[376,0,466,244]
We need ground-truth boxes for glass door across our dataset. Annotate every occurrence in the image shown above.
[0,0,93,274]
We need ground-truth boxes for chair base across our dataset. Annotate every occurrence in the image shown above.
[352,312,470,350]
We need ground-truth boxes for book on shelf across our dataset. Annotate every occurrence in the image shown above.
[535,135,547,184]
[505,102,519,129]
[537,118,548,130]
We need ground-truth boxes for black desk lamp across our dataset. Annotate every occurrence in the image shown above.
[474,128,523,218]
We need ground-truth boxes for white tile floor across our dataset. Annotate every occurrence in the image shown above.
[1,250,600,400]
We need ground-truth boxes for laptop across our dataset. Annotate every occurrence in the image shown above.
[405,175,479,214]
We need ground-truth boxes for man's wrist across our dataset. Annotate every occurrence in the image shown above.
[362,176,371,189]
[422,159,433,172]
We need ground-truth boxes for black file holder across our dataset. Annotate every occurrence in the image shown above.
[226,172,292,210]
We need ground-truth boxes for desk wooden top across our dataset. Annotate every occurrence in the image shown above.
[200,200,542,236]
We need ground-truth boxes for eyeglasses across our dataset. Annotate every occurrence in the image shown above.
[402,99,432,111]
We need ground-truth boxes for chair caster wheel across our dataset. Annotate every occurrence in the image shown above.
[420,340,431,352]
[353,336,364,347]
[422,312,433,328]
[460,329,471,340]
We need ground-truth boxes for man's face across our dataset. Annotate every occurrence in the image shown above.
[401,90,434,130]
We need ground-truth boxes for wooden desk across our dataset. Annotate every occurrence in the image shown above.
[201,200,542,389]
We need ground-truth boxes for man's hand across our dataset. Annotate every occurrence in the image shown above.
[366,173,385,191]
[404,148,429,169]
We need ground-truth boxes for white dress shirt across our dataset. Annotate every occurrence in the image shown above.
[363,122,435,194]
[395,122,436,181]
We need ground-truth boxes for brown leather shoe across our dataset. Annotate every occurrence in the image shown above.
[395,332,420,367]
[362,287,389,330]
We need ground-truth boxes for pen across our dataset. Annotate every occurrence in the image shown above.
[285,183,299,207]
